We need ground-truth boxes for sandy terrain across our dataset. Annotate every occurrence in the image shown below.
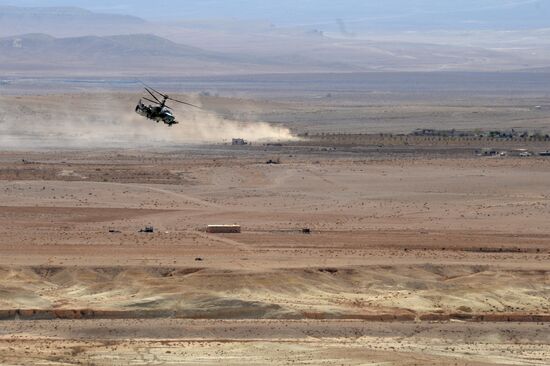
[0,87,549,364]
[0,147,549,365]
[1,320,548,365]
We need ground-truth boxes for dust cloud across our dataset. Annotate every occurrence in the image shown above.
[0,95,296,149]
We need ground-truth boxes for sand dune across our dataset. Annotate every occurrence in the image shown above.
[0,265,548,321]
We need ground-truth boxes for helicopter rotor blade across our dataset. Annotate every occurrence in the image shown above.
[151,88,168,99]
[167,97,202,109]
[143,97,161,105]
[139,81,168,102]
[143,83,168,99]
[138,80,201,109]
[144,88,162,104]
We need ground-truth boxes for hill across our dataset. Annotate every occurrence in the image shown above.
[0,33,248,76]
[0,32,547,76]
[0,6,146,37]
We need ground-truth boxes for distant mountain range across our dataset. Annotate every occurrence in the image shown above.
[0,32,545,76]
[0,5,549,76]
[1,1,547,29]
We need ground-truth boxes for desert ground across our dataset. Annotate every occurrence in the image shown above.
[0,75,549,365]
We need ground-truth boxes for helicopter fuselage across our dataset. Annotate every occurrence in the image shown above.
[135,100,178,126]
[135,85,201,127]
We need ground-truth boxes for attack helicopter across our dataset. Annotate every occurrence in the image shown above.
[135,84,201,126]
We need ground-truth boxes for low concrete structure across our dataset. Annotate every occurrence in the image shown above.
[206,225,242,234]
[232,138,248,146]
[139,226,155,233]
[479,148,497,156]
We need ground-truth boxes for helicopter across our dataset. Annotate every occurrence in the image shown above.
[135,84,201,127]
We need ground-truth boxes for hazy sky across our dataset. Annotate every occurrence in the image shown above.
[0,0,547,29]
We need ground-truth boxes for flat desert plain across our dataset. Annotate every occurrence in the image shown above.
[0,84,549,365]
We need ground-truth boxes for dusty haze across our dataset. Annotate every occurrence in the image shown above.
[0,94,295,148]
